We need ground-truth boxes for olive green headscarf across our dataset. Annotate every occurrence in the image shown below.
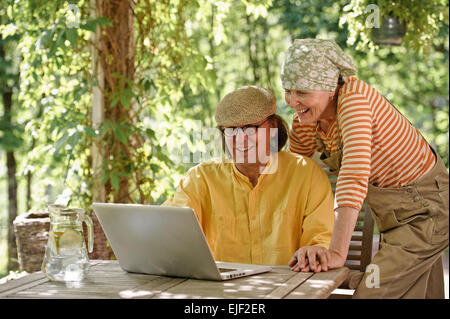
[281,39,357,91]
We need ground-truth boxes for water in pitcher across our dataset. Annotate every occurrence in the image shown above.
[42,205,93,282]
[43,227,90,281]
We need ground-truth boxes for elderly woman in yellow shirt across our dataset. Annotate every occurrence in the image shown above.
[164,85,334,267]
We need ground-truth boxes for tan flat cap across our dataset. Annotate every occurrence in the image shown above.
[215,86,276,127]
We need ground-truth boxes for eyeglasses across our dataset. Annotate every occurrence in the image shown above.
[221,118,270,137]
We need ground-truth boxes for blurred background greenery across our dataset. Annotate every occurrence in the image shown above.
[0,0,448,278]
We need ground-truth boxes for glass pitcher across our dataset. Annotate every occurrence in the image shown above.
[42,204,94,282]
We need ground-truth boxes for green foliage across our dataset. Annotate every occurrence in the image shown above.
[0,118,24,152]
[0,0,280,210]
[1,0,95,210]
[0,0,448,220]
[341,0,449,53]
[0,31,22,153]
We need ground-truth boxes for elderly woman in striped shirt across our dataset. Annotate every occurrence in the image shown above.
[283,39,448,298]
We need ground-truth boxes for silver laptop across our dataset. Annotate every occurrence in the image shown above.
[92,203,272,280]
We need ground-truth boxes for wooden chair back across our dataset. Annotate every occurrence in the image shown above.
[328,174,376,273]
[345,202,375,272]
[327,174,379,296]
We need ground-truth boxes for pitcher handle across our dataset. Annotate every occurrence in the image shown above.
[83,213,94,253]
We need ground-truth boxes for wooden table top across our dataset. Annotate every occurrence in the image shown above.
[0,260,349,299]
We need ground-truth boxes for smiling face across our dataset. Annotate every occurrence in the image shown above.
[223,116,276,166]
[284,89,336,124]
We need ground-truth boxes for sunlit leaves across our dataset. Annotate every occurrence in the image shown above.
[79,17,112,32]
[1,0,448,211]
[341,0,448,53]
[0,119,23,152]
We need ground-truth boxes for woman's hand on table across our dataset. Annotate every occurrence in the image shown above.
[288,245,330,272]
[288,246,346,272]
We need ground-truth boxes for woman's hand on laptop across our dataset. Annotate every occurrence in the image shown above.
[288,245,331,273]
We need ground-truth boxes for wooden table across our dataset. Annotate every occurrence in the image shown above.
[0,260,349,300]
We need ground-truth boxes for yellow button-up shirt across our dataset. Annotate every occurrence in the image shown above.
[163,151,334,265]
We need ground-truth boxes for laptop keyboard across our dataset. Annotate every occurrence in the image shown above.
[219,268,236,273]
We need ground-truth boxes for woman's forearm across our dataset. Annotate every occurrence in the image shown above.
[328,206,360,266]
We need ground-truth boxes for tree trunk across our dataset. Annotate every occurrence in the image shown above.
[25,96,43,212]
[87,0,136,259]
[95,0,135,204]
[3,91,19,272]
[85,0,137,260]
[0,34,19,271]
[246,14,259,83]
[260,17,273,89]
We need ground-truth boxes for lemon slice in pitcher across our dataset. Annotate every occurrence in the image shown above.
[47,232,59,254]
[58,229,84,250]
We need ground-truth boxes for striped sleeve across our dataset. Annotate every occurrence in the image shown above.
[288,114,317,157]
[335,91,372,211]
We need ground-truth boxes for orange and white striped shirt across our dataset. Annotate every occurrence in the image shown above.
[288,76,436,211]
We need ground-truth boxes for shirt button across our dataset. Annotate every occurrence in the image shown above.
[413,196,420,202]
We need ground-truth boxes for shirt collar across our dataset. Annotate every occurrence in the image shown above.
[229,152,280,188]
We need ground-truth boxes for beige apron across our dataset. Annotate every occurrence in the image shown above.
[316,121,449,299]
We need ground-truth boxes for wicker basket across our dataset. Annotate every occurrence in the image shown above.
[13,211,50,273]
